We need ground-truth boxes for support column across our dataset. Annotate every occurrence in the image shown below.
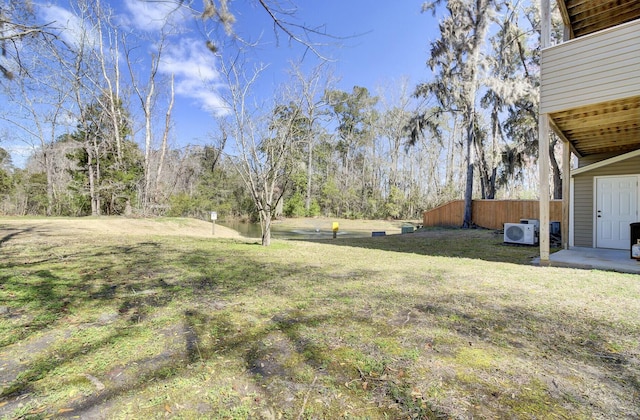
[562,141,571,250]
[539,0,551,263]
[539,114,551,262]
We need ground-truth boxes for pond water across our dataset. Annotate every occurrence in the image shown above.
[218,221,376,240]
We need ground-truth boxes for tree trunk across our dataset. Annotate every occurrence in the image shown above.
[155,74,175,203]
[96,7,122,165]
[489,167,497,199]
[261,210,272,246]
[43,151,54,216]
[409,155,415,218]
[462,117,474,228]
[262,230,271,246]
[93,137,102,215]
[305,140,313,214]
[446,118,458,188]
[143,87,153,209]
[474,135,495,199]
[87,151,98,216]
[391,135,400,189]
[549,139,562,199]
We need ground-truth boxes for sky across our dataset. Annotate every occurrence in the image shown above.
[1,1,442,167]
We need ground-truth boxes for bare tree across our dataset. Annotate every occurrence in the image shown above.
[220,54,306,245]
[154,74,175,203]
[377,79,416,191]
[288,63,332,214]
[55,0,111,216]
[0,0,47,80]
[126,38,162,210]
[143,0,337,60]
[0,8,77,216]
[325,86,378,217]
[1,76,71,216]
[95,3,124,166]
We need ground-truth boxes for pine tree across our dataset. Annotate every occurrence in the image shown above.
[68,95,142,215]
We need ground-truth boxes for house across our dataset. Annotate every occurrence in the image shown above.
[538,0,640,262]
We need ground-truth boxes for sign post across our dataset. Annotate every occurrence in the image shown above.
[210,211,217,235]
[332,222,339,239]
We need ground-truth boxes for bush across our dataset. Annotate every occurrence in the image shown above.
[284,192,305,217]
[382,186,403,219]
[168,193,198,217]
[306,199,321,217]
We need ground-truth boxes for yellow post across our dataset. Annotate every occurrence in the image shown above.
[332,222,339,239]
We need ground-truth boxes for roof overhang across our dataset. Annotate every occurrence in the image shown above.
[558,0,640,39]
[549,96,640,158]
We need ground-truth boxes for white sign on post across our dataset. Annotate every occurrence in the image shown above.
[210,211,217,236]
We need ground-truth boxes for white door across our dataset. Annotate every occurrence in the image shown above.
[596,176,638,249]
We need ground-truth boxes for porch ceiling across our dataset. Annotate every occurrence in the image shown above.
[559,0,640,38]
[549,96,640,157]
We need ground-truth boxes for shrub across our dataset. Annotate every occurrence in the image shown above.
[284,192,306,217]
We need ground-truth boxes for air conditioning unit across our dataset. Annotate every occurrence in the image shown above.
[504,223,538,245]
[519,219,540,230]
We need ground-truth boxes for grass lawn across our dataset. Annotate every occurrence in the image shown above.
[0,217,638,419]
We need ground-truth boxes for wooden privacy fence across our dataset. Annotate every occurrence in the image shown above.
[422,200,563,230]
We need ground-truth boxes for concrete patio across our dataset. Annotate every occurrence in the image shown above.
[534,247,640,274]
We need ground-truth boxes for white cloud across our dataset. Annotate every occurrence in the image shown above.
[161,39,219,80]
[160,38,229,116]
[175,79,228,114]
[38,4,227,116]
[122,0,190,32]
[39,5,99,50]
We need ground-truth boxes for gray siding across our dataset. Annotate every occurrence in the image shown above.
[578,152,624,167]
[573,176,594,247]
[540,19,640,114]
[573,156,640,247]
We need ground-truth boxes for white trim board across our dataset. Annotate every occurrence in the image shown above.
[569,177,574,248]
[572,149,640,176]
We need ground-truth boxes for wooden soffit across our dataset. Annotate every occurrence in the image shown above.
[558,0,640,38]
[549,96,640,157]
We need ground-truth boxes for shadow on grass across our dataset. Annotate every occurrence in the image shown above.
[0,234,637,418]
[299,227,544,265]
[0,326,136,399]
[409,293,640,397]
[0,239,290,346]
[59,297,639,419]
[0,269,73,347]
[0,227,34,247]
[0,235,450,418]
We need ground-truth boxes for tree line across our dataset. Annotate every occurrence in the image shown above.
[0,0,564,244]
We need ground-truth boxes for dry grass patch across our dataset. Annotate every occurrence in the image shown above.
[0,217,638,419]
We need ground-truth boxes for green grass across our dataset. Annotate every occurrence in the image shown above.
[0,219,638,419]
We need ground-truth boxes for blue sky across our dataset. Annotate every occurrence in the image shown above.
[1,1,441,166]
[230,1,437,90]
